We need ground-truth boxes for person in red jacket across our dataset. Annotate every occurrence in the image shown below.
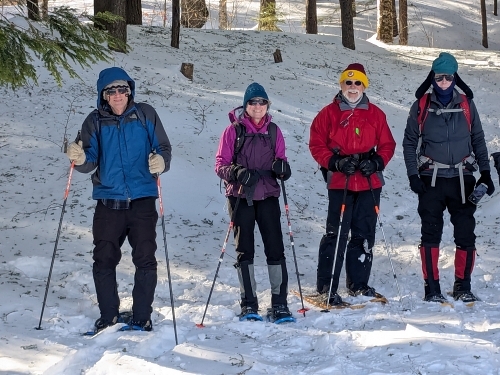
[309,63,396,305]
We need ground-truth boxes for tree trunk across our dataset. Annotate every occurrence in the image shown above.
[94,0,111,29]
[109,0,127,53]
[352,0,356,17]
[305,0,317,34]
[219,0,228,30]
[181,0,209,28]
[391,0,398,36]
[377,0,393,43]
[339,0,355,50]
[481,0,488,48]
[127,0,142,25]
[259,0,280,31]
[41,0,48,19]
[171,0,181,48]
[399,0,408,45]
[27,0,39,20]
[494,0,497,16]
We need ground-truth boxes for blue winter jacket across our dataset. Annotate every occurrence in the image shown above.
[75,67,172,201]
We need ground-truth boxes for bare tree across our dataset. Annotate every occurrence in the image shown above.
[127,0,142,25]
[306,0,317,34]
[27,0,39,20]
[399,0,408,45]
[392,0,398,36]
[481,0,488,47]
[340,0,355,50]
[219,0,228,30]
[181,0,209,28]
[377,0,393,43]
[172,0,180,48]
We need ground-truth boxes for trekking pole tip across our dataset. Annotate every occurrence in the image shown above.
[195,323,205,328]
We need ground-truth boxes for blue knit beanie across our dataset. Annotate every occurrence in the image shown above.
[431,52,458,75]
[243,83,269,108]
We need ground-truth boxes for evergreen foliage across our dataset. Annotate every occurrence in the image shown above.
[0,6,126,89]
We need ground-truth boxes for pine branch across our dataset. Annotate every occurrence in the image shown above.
[0,6,127,89]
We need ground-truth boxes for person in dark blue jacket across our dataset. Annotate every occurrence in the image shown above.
[66,67,172,332]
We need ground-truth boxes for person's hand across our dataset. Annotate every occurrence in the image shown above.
[272,159,291,181]
[409,175,426,194]
[476,170,495,196]
[359,153,384,177]
[234,166,258,187]
[337,157,359,175]
[66,141,85,165]
[148,153,165,174]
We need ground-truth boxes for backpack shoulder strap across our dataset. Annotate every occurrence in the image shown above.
[268,122,277,155]
[458,94,472,131]
[232,123,246,164]
[417,93,431,135]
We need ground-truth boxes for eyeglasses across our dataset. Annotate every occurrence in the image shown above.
[344,80,362,87]
[435,74,454,82]
[105,86,129,96]
[248,99,269,106]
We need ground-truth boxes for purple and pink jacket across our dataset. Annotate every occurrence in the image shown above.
[215,107,287,200]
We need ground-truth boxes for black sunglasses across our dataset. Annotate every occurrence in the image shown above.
[248,98,269,106]
[105,86,129,96]
[435,74,454,82]
[344,80,362,86]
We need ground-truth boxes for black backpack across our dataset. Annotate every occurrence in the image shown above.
[232,121,278,163]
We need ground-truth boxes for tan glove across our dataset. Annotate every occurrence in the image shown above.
[149,153,165,174]
[66,141,85,165]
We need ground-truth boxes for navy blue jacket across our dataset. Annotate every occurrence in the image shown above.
[75,67,172,201]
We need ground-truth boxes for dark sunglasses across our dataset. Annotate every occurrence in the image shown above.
[435,74,454,82]
[344,80,362,86]
[248,98,269,106]
[105,86,129,96]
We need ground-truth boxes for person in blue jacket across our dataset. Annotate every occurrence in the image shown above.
[66,67,172,332]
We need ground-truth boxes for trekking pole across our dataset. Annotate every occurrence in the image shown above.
[197,186,244,328]
[36,132,80,330]
[157,175,178,345]
[321,176,350,313]
[280,179,308,317]
[366,177,403,303]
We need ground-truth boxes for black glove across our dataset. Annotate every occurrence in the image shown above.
[359,153,384,177]
[492,152,500,177]
[476,170,495,196]
[329,155,358,175]
[272,159,292,181]
[409,175,426,194]
[232,166,258,187]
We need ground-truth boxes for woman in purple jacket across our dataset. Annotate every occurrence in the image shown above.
[215,83,293,322]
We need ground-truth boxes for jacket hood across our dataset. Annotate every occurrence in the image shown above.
[96,67,135,108]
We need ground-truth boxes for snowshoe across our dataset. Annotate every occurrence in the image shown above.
[83,311,132,336]
[424,293,448,303]
[266,305,296,324]
[348,285,377,297]
[120,318,153,332]
[239,306,263,322]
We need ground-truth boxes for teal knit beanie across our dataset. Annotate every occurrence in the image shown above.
[243,83,269,108]
[431,52,458,75]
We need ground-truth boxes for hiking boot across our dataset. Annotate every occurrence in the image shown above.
[453,291,478,303]
[424,293,447,303]
[94,315,118,331]
[129,319,153,332]
[239,306,259,317]
[327,293,343,306]
[269,304,293,321]
[348,285,377,297]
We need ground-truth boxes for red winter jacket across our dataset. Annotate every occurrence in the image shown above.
[309,93,396,191]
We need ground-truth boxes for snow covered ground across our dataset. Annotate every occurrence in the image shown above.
[1,0,500,374]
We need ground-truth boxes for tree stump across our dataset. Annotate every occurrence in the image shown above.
[273,49,282,63]
[180,63,194,80]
